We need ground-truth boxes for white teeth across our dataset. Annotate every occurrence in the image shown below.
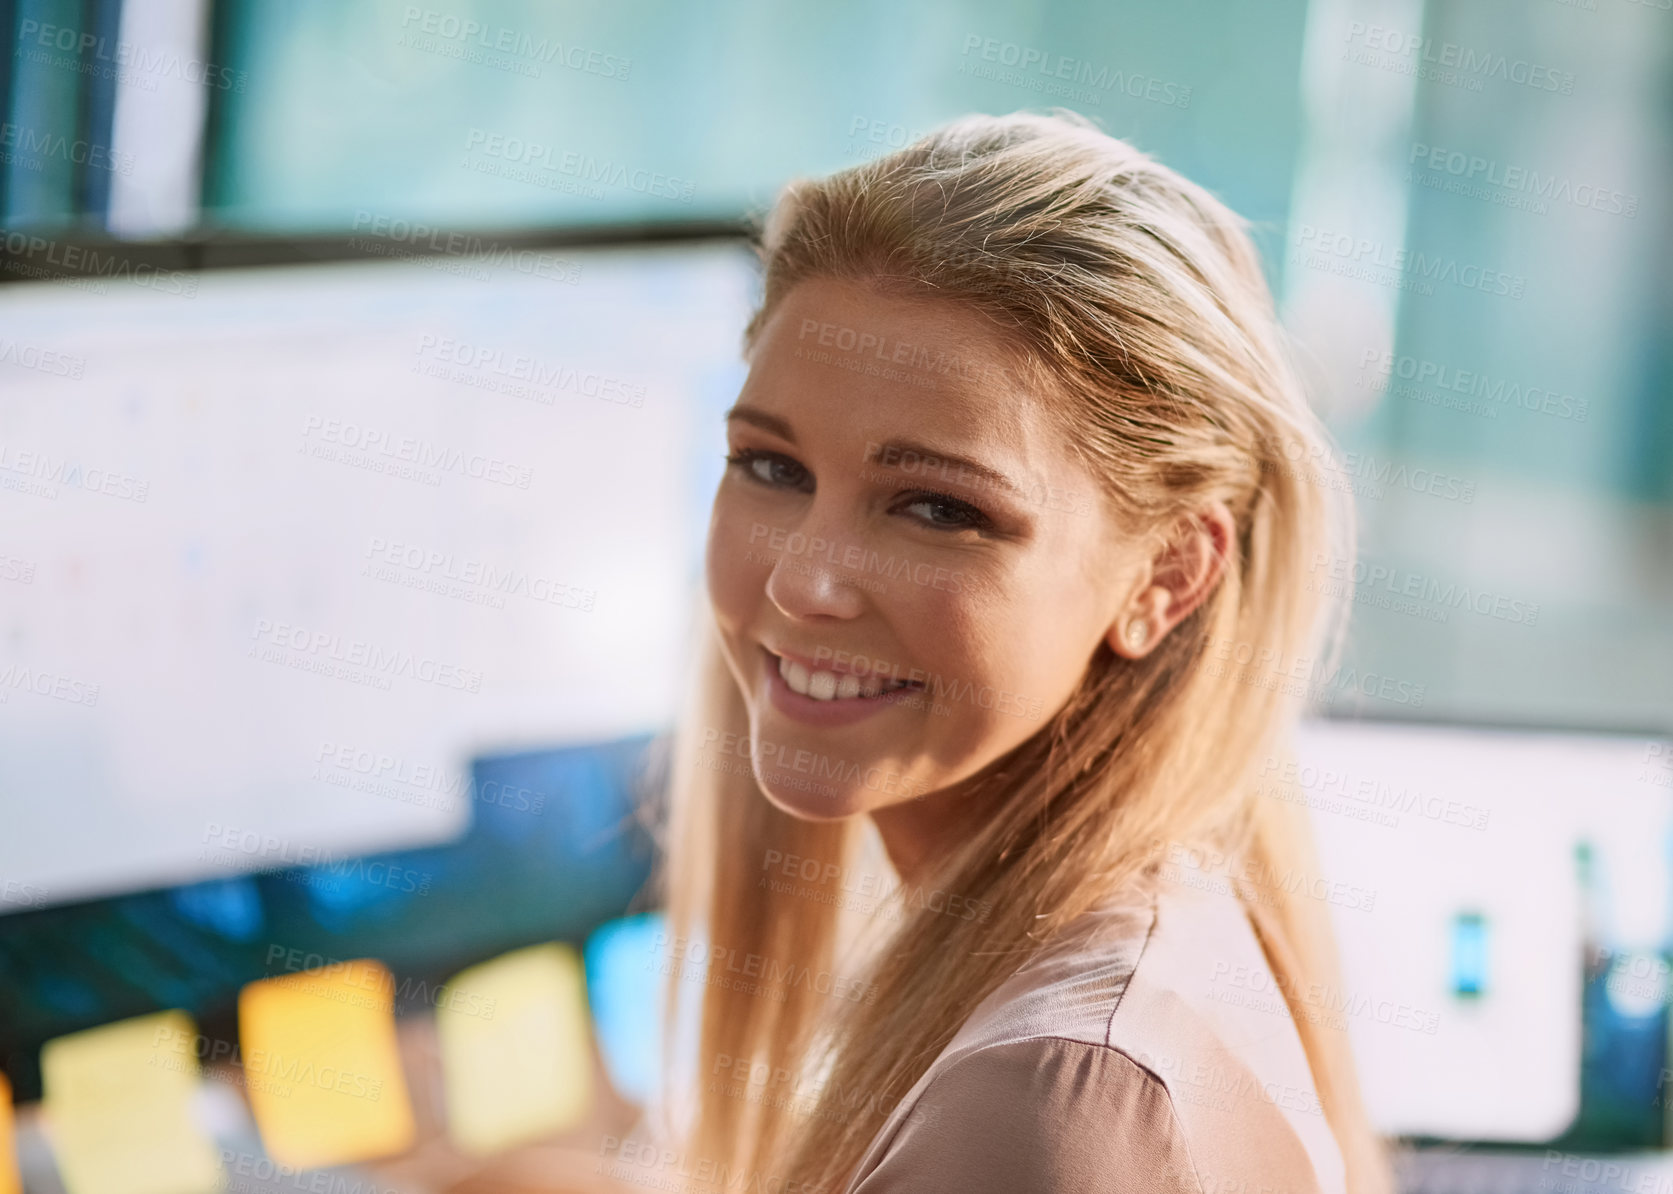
[776,654,893,701]
[780,657,811,695]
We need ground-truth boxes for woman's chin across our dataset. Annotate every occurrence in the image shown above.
[752,769,872,822]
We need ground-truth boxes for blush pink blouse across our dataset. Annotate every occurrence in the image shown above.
[843,870,1347,1193]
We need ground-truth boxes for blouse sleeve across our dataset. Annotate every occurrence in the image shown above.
[849,1036,1202,1194]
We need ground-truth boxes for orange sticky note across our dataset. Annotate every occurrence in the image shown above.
[238,959,415,1168]
[39,1011,222,1194]
[0,1072,19,1194]
[437,943,593,1155]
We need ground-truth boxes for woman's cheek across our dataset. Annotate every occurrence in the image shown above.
[705,500,761,625]
[929,591,1056,745]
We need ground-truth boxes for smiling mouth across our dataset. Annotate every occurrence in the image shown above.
[770,650,924,702]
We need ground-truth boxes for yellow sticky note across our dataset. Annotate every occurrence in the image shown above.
[0,1072,21,1194]
[437,943,594,1155]
[39,1011,222,1194]
[238,959,415,1168]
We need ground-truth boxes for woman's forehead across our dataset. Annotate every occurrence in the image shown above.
[746,280,1044,439]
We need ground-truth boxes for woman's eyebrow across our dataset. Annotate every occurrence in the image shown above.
[725,406,1023,497]
[724,405,795,442]
[865,438,1022,497]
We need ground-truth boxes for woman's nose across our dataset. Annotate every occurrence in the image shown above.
[761,518,869,623]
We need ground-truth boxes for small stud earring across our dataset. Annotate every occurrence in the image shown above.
[1126,620,1150,651]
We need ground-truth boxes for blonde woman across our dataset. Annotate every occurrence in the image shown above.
[654,111,1390,1194]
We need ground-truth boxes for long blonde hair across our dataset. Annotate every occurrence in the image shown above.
[655,111,1389,1194]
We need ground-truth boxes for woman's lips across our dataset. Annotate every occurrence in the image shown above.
[760,646,922,727]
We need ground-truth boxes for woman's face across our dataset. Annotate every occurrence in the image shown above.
[706,277,1150,831]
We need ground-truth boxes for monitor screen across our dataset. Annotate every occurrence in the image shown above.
[0,734,660,1101]
[0,241,754,911]
[1295,717,1671,1143]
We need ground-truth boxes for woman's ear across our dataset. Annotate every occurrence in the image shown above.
[1106,501,1235,658]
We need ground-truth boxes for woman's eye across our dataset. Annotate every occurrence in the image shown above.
[727,450,810,491]
[901,493,990,531]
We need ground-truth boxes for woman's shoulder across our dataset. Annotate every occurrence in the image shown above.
[848,1033,1199,1193]
[846,872,1346,1193]
[1107,873,1348,1191]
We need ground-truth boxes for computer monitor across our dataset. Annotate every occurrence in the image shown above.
[0,240,754,911]
[1295,716,1671,1143]
[0,734,659,1100]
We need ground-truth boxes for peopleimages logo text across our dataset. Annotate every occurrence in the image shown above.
[1409,143,1637,218]
[1343,23,1575,94]
[400,8,630,79]
[464,129,694,202]
[1359,350,1587,422]
[249,619,484,693]
[1294,224,1525,299]
[351,211,581,283]
[14,17,246,90]
[0,123,134,175]
[959,35,1192,107]
[0,229,198,296]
